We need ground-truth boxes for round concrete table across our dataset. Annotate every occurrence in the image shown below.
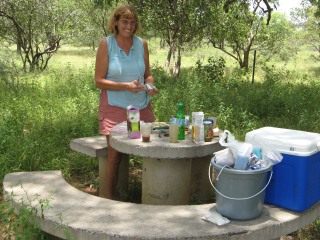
[110,122,224,205]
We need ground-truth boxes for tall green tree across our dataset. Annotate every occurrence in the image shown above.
[292,0,320,61]
[205,0,286,72]
[72,0,112,50]
[131,0,211,76]
[129,0,279,75]
[74,0,129,49]
[308,0,320,16]
[256,12,297,63]
[0,0,81,72]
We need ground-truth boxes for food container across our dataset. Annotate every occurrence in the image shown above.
[127,105,141,139]
[203,120,213,142]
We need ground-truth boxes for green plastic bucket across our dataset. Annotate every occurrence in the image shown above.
[209,161,272,220]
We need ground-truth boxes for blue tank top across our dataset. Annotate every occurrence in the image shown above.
[106,35,150,109]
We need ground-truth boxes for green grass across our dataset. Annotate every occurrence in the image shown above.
[50,46,96,70]
[0,41,320,239]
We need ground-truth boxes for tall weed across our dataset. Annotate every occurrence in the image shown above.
[0,66,99,183]
[0,195,50,240]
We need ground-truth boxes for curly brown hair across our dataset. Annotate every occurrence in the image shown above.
[107,4,141,35]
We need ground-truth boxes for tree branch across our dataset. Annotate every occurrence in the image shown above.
[261,0,274,25]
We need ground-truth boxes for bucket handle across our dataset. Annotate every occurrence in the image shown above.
[208,163,273,201]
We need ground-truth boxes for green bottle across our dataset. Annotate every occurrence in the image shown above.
[176,103,185,140]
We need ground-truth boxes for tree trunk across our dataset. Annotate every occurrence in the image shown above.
[160,39,166,49]
[173,46,181,76]
[240,49,250,72]
[252,50,257,83]
[92,40,95,50]
[16,42,21,54]
[165,46,173,75]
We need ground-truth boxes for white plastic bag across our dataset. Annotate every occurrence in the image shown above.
[219,130,282,170]
[219,130,253,169]
[213,148,235,167]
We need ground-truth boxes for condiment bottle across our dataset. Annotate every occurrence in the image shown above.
[203,120,213,142]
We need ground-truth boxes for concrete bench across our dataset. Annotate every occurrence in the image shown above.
[3,170,320,240]
[69,136,129,199]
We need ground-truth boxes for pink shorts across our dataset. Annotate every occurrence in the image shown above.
[98,90,154,135]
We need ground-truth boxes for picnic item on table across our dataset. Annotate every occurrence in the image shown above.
[127,105,141,139]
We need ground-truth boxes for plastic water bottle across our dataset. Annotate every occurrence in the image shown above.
[176,103,185,140]
[192,112,204,144]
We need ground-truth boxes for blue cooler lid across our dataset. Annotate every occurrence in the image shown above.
[245,127,320,156]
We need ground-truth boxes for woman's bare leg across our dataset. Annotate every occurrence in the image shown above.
[105,135,121,199]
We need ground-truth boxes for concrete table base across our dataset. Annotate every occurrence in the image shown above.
[142,157,192,205]
[190,156,215,203]
[110,122,224,205]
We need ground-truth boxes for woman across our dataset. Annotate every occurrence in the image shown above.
[95,4,158,199]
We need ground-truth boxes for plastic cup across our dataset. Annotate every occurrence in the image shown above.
[141,122,152,142]
[169,122,179,143]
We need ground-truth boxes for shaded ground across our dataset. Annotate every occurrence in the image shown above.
[68,168,143,203]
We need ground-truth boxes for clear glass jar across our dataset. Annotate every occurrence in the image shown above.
[203,120,213,142]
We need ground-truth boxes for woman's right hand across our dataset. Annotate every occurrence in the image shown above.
[128,80,145,93]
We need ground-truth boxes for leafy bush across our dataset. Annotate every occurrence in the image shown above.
[0,66,99,183]
[0,48,23,92]
[298,218,320,239]
[152,62,320,139]
[195,56,226,83]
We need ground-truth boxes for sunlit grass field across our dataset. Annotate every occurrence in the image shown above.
[50,37,319,83]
